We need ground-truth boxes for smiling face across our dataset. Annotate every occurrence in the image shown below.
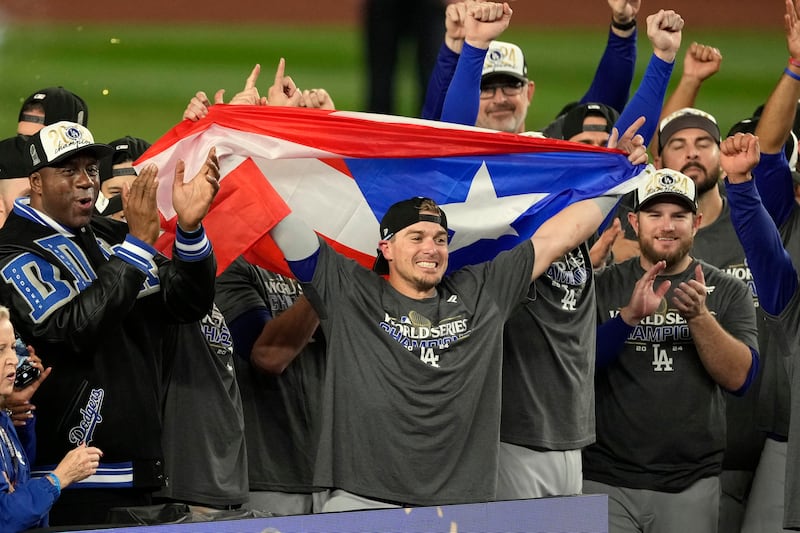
[30,153,100,229]
[629,200,701,273]
[0,318,17,398]
[476,75,535,133]
[380,218,449,298]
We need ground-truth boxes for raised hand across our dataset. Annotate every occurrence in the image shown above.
[786,0,800,61]
[672,263,710,321]
[122,163,161,245]
[173,147,220,232]
[464,1,512,50]
[445,1,469,53]
[267,58,303,107]
[229,64,268,106]
[647,9,684,63]
[182,64,266,122]
[720,132,761,184]
[301,88,335,110]
[620,260,671,325]
[609,0,641,26]
[589,217,623,269]
[183,90,222,121]
[682,42,722,83]
[608,116,648,165]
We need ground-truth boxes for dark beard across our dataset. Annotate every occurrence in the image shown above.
[680,162,721,196]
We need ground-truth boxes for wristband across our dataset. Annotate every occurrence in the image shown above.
[785,67,800,82]
[46,472,61,494]
[611,18,636,31]
[790,57,800,68]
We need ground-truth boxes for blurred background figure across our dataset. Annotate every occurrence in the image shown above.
[363,0,446,115]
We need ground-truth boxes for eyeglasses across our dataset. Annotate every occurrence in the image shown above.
[479,82,525,99]
[54,165,100,179]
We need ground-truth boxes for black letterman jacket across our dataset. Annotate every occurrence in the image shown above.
[0,200,215,490]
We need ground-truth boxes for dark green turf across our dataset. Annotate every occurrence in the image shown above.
[0,22,789,144]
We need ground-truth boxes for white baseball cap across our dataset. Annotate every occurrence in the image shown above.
[635,168,698,213]
[481,40,528,83]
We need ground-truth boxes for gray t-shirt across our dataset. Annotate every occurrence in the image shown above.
[158,304,248,506]
[305,239,534,506]
[501,243,596,450]
[215,257,326,493]
[586,258,758,492]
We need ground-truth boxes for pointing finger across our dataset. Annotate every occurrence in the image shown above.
[244,63,261,90]
[274,58,286,86]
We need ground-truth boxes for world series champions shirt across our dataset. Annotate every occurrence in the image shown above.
[585,257,758,492]
[304,238,534,506]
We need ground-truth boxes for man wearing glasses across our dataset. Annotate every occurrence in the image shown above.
[475,40,533,134]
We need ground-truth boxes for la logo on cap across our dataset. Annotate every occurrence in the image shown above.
[645,170,690,196]
[42,122,92,162]
[486,44,518,69]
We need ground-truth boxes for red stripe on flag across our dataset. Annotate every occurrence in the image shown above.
[156,157,291,275]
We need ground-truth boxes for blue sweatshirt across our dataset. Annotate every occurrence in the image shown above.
[422,27,637,122]
[0,412,59,532]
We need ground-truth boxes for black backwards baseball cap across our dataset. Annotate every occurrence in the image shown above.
[18,87,88,127]
[95,193,123,217]
[634,168,698,213]
[0,136,32,179]
[558,103,620,141]
[25,121,113,172]
[372,197,448,275]
[658,107,720,152]
[752,101,800,141]
[99,136,152,183]
[727,116,799,169]
[482,40,528,84]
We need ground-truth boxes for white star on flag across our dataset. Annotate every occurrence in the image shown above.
[442,161,547,253]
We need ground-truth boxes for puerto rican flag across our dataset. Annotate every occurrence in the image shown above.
[137,105,649,276]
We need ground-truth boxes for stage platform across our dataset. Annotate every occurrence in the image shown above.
[78,494,608,532]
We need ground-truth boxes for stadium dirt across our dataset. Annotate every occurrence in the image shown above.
[1,0,785,29]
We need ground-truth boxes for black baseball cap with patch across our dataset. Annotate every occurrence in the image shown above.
[18,87,88,127]
[558,103,619,141]
[99,136,152,183]
[727,116,799,169]
[0,136,32,179]
[372,197,448,275]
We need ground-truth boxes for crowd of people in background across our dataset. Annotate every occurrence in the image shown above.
[1,0,800,532]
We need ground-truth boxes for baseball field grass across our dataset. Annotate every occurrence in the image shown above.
[0,22,789,145]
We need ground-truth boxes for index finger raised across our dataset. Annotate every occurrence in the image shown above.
[273,58,286,86]
[244,64,261,91]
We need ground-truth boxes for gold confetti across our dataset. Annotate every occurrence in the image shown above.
[102,89,110,96]
[110,38,121,44]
